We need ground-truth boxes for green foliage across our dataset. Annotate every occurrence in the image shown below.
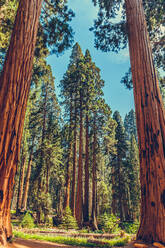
[26,63,64,219]
[59,207,78,230]
[122,221,140,234]
[127,134,140,221]
[31,191,52,223]
[13,230,129,247]
[97,181,110,215]
[79,228,90,233]
[0,0,74,54]
[10,210,16,215]
[91,0,164,70]
[91,0,164,93]
[0,0,18,49]
[159,76,165,106]
[111,111,129,221]
[124,109,137,142]
[20,212,35,229]
[98,213,120,233]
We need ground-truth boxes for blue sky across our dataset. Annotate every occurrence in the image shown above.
[47,0,135,119]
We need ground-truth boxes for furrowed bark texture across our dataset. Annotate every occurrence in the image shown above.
[0,0,43,245]
[125,0,165,243]
[64,96,73,209]
[76,94,83,226]
[16,155,26,214]
[84,111,89,223]
[91,117,98,230]
[22,153,33,210]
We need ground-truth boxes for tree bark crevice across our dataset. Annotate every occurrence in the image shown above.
[125,0,165,243]
[0,0,43,245]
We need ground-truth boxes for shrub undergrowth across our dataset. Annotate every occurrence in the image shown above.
[59,207,78,230]
[98,213,120,233]
[20,212,35,229]
[13,230,129,247]
[122,221,139,234]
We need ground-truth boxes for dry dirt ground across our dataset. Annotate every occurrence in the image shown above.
[8,238,157,248]
[8,238,136,248]
[8,238,84,248]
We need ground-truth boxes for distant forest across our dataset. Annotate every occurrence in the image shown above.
[12,43,140,229]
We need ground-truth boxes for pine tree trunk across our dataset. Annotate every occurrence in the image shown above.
[0,0,42,245]
[91,118,98,230]
[118,162,124,222]
[22,153,33,211]
[63,159,71,209]
[76,93,83,227]
[84,111,89,223]
[123,187,130,221]
[125,0,165,243]
[71,98,77,217]
[16,155,26,214]
[64,96,73,209]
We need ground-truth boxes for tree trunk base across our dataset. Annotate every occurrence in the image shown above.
[0,229,8,247]
[90,218,98,231]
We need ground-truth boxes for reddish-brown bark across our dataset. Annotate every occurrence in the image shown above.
[63,158,71,209]
[83,111,89,223]
[16,155,26,214]
[125,0,165,243]
[91,117,98,230]
[0,0,43,245]
[21,154,33,211]
[64,96,73,209]
[76,93,83,226]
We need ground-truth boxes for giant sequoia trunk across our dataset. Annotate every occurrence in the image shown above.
[64,96,73,209]
[125,0,165,243]
[76,93,83,226]
[0,0,42,245]
[91,118,98,230]
[22,154,33,211]
[16,155,26,214]
[84,111,89,223]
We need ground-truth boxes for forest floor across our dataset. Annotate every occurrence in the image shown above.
[9,238,82,248]
[7,239,147,248]
[8,238,158,248]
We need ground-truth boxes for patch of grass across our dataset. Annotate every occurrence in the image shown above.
[78,228,90,234]
[13,230,129,247]
[11,210,16,214]
[11,219,21,227]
